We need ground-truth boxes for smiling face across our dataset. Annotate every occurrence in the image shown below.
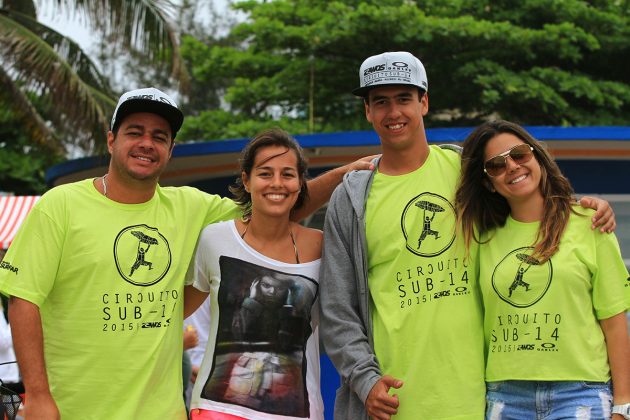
[107,112,173,183]
[365,85,428,152]
[484,133,543,210]
[243,144,302,219]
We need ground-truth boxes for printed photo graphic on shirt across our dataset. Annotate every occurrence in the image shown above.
[113,224,172,286]
[491,247,553,308]
[200,256,318,417]
[401,192,456,257]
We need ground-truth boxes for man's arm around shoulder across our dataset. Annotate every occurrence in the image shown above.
[294,156,376,221]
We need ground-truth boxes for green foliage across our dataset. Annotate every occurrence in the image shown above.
[0,101,61,194]
[0,0,188,155]
[179,109,310,141]
[180,0,630,141]
[0,0,192,192]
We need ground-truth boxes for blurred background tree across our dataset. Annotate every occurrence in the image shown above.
[1,0,629,191]
[0,96,62,195]
[0,0,188,193]
[178,0,630,141]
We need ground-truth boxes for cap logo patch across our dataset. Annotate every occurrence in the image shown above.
[128,94,155,100]
[364,64,386,76]
[352,51,428,96]
[365,67,412,85]
[126,93,174,106]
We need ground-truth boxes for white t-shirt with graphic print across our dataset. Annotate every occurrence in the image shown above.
[186,220,324,420]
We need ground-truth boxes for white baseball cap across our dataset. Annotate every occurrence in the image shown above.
[353,51,428,97]
[110,87,184,138]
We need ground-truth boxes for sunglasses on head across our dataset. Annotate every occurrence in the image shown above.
[483,143,534,177]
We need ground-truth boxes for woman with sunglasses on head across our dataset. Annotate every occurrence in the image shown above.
[183,128,327,420]
[455,120,630,419]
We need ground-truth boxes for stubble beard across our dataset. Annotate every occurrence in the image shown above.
[112,156,164,185]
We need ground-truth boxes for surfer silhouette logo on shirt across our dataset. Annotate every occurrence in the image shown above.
[113,224,172,286]
[401,192,456,257]
[491,247,553,308]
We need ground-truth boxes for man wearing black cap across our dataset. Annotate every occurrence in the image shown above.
[319,52,614,420]
[0,87,372,420]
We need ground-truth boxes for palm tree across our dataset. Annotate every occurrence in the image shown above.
[0,0,189,155]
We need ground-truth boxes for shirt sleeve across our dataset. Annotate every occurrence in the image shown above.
[0,193,66,307]
[591,230,630,319]
[187,226,215,292]
[201,192,241,226]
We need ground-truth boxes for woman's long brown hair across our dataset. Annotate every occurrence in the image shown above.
[455,120,577,261]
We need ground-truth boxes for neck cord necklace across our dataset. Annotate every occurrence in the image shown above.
[240,221,300,264]
[101,174,108,197]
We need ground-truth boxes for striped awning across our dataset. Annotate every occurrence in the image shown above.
[0,196,40,249]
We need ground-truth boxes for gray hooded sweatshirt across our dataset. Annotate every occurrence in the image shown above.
[320,157,381,420]
[320,146,462,419]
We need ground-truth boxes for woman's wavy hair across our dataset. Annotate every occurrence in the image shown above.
[229,128,309,218]
[455,120,576,261]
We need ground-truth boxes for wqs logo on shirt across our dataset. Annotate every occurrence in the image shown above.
[491,247,553,308]
[0,260,18,275]
[401,192,456,257]
[113,224,172,286]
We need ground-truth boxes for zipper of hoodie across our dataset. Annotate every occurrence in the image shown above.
[360,220,373,349]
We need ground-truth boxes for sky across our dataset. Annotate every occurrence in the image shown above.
[37,4,98,50]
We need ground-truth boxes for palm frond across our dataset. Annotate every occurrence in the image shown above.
[7,8,114,94]
[47,0,189,90]
[0,10,116,151]
[0,1,190,155]
[0,64,64,155]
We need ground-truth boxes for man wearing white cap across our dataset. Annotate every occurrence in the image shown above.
[0,87,372,420]
[319,52,614,419]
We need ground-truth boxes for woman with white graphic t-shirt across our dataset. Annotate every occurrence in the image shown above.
[184,128,325,420]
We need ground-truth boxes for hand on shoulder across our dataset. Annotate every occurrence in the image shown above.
[578,196,616,233]
[346,155,379,172]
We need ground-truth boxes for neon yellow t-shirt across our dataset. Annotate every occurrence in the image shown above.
[365,146,485,419]
[0,179,239,420]
[480,210,630,381]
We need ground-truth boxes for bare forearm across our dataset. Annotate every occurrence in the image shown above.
[184,285,209,319]
[8,297,50,394]
[294,157,376,221]
[295,167,348,221]
[600,312,630,403]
